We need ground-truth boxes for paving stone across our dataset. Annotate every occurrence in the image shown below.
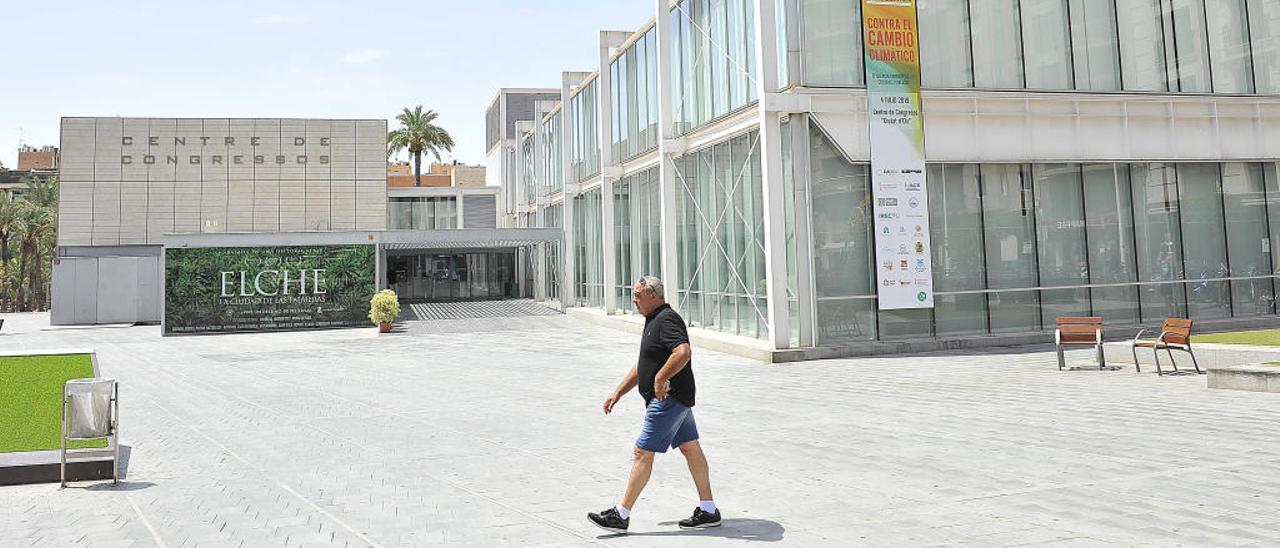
[2,310,1280,546]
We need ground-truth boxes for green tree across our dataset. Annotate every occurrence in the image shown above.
[387,106,455,187]
[0,177,58,311]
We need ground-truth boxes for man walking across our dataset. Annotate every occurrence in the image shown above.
[587,276,721,534]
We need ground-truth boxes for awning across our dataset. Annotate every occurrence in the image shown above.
[380,228,562,251]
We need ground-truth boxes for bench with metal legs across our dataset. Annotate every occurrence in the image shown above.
[1131,318,1202,376]
[1055,317,1105,371]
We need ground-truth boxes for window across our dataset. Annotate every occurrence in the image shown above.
[800,0,863,86]
[1021,0,1074,89]
[918,0,973,87]
[1116,0,1169,91]
[1069,0,1122,91]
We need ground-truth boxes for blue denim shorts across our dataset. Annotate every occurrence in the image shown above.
[636,397,699,453]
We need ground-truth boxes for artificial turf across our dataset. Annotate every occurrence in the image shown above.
[0,354,107,453]
[1193,329,1280,347]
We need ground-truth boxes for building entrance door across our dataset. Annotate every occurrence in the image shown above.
[387,251,517,301]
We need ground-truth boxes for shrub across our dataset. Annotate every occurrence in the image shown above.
[368,289,401,325]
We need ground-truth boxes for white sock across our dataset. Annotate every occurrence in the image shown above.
[699,500,717,513]
[615,504,631,519]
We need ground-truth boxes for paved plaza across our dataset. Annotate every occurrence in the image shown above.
[3,309,1280,547]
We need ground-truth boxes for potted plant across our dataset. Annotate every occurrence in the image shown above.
[369,289,401,333]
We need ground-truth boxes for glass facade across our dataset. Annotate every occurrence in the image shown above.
[800,0,863,86]
[806,129,1280,344]
[569,79,600,183]
[387,252,517,301]
[670,0,759,135]
[388,197,457,230]
[613,166,663,312]
[913,0,1280,93]
[574,188,605,307]
[611,27,660,163]
[493,0,1280,350]
[540,111,563,196]
[674,130,768,339]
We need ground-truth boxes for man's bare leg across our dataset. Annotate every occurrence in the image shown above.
[678,440,713,501]
[621,446,656,510]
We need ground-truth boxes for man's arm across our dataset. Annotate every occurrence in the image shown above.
[603,363,639,414]
[653,343,691,399]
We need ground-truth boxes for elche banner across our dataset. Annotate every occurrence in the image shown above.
[862,0,934,309]
[164,245,376,335]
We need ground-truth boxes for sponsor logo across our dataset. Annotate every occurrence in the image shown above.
[883,226,891,235]
[899,260,908,269]
[898,226,907,235]
[877,212,900,221]
[917,291,928,302]
[882,261,895,272]
[898,243,908,254]
[877,197,899,207]
[915,259,927,272]
[915,242,925,254]
[904,182,923,191]
[908,197,920,208]
[915,278,931,286]
[913,225,923,236]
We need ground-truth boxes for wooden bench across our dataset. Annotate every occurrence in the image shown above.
[1055,317,1104,370]
[1132,318,1200,376]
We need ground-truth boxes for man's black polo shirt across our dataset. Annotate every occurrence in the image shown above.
[638,303,695,407]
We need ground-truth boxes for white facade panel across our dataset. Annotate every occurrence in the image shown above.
[59,117,387,246]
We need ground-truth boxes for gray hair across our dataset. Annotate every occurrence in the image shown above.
[636,276,665,299]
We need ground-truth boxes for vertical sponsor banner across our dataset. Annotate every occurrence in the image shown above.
[862,0,933,309]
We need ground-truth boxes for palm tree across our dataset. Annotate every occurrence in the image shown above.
[387,106,455,187]
[21,175,58,210]
[0,191,18,264]
[13,203,52,310]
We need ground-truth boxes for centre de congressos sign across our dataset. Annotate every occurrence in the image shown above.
[164,245,376,335]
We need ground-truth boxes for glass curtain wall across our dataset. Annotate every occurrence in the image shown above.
[574,189,605,307]
[910,0,1280,93]
[569,80,600,183]
[613,166,663,312]
[809,122,876,343]
[1177,163,1231,319]
[1082,163,1140,324]
[1250,0,1280,93]
[521,134,536,203]
[1021,0,1073,89]
[388,197,459,230]
[800,0,863,86]
[970,0,1024,88]
[918,0,973,87]
[544,204,563,302]
[1207,0,1255,93]
[540,112,563,196]
[669,0,758,135]
[807,156,1279,345]
[1070,0,1121,90]
[929,164,986,337]
[1033,164,1090,325]
[674,130,767,338]
[1222,163,1275,315]
[611,27,659,163]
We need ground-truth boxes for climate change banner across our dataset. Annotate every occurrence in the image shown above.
[862,0,933,309]
[164,245,376,335]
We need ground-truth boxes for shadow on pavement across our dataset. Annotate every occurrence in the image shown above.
[598,518,785,541]
[84,481,156,492]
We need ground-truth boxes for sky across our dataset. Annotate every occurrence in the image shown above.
[0,0,655,170]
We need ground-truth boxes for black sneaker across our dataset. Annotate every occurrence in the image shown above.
[678,507,722,529]
[587,507,629,534]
